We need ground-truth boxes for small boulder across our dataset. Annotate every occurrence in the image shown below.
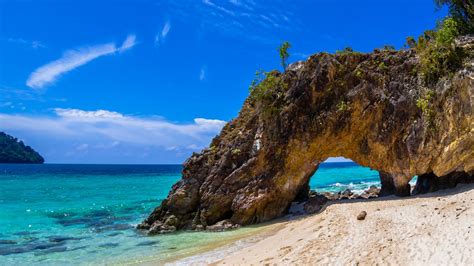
[357,211,367,220]
[206,219,239,232]
[366,185,380,196]
[194,224,205,231]
[323,192,338,201]
[148,222,177,235]
[339,189,353,200]
[164,215,179,227]
[136,222,150,230]
[303,194,328,214]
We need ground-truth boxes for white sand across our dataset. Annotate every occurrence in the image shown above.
[200,183,474,265]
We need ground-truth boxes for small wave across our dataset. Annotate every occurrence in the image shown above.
[360,181,380,186]
[318,180,381,194]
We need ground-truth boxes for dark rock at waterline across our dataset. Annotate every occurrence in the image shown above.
[303,194,328,214]
[194,225,205,231]
[164,215,179,227]
[367,185,380,195]
[136,222,150,230]
[338,189,354,200]
[313,186,380,203]
[148,222,176,235]
[322,192,338,201]
[206,219,240,232]
[358,186,381,199]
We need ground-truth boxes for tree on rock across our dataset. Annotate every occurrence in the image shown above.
[278,41,291,70]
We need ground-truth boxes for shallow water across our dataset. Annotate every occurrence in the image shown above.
[0,162,388,264]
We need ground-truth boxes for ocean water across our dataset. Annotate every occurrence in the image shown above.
[311,162,381,194]
[0,162,383,265]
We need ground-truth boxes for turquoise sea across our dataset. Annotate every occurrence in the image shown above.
[1,162,383,265]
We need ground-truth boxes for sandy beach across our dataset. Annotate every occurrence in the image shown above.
[174,183,474,265]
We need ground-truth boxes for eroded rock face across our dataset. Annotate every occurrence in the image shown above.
[412,171,474,195]
[140,36,474,234]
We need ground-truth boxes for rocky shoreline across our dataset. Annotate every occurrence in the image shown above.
[291,186,380,216]
[138,186,382,234]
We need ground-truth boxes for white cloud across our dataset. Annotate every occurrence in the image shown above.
[0,109,226,161]
[26,35,137,89]
[55,108,124,119]
[199,66,206,81]
[155,21,171,45]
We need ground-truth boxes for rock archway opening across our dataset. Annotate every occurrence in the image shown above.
[293,157,383,204]
[309,157,380,195]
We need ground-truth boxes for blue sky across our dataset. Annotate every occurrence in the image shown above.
[0,0,446,164]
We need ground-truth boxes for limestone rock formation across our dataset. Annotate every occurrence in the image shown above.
[139,36,473,234]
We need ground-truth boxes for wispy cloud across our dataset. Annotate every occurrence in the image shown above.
[7,38,45,49]
[203,0,235,16]
[199,66,206,81]
[156,0,297,45]
[0,108,226,163]
[155,21,171,45]
[26,35,137,89]
[119,35,137,52]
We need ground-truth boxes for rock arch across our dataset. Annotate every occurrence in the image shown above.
[139,38,473,234]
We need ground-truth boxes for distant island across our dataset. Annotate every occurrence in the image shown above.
[0,132,44,164]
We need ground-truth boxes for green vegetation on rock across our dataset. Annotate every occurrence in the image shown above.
[0,132,44,164]
[414,18,465,84]
[249,70,285,102]
[278,41,291,70]
[248,41,293,118]
[409,0,473,84]
[336,101,350,113]
[416,89,437,130]
[435,0,474,34]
